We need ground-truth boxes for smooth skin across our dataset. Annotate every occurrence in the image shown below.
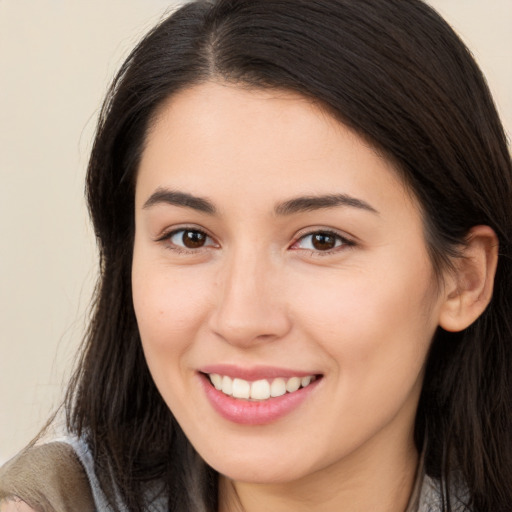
[131,82,497,512]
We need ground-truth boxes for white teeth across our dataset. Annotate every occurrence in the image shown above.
[301,376,312,387]
[270,378,287,397]
[208,373,317,400]
[250,379,271,400]
[210,373,222,390]
[286,376,301,393]
[232,378,250,399]
[221,375,233,395]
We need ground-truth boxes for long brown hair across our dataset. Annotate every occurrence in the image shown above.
[65,1,512,510]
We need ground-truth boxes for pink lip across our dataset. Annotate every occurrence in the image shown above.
[199,364,319,381]
[198,372,322,425]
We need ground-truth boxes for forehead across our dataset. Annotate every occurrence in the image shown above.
[136,81,414,219]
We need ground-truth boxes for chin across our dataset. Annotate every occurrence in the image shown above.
[199,446,315,484]
[217,463,307,485]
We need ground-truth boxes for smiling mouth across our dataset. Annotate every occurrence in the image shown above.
[205,373,320,401]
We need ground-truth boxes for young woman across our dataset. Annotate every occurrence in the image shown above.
[1,1,511,511]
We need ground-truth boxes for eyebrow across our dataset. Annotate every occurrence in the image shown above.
[274,194,379,216]
[143,188,217,214]
[142,188,378,216]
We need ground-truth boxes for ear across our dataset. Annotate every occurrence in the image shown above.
[439,225,499,332]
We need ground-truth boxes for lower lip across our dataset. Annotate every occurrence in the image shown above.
[199,373,321,425]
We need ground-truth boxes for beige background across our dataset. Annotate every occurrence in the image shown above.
[1,0,511,464]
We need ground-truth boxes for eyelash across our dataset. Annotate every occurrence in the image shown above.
[156,227,217,254]
[157,227,355,256]
[290,229,355,256]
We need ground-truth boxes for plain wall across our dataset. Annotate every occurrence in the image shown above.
[1,0,511,464]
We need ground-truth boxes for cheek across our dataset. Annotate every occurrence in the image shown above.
[131,258,217,419]
[131,253,214,366]
[293,252,438,391]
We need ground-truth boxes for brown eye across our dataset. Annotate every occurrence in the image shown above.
[182,230,207,248]
[168,229,214,250]
[293,230,349,253]
[311,233,337,251]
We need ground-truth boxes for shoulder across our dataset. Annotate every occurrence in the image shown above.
[0,440,95,512]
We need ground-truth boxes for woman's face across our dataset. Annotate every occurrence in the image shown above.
[132,82,446,484]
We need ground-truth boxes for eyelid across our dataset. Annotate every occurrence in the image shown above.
[156,225,219,251]
[290,227,356,252]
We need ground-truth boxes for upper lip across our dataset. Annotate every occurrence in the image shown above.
[199,364,321,381]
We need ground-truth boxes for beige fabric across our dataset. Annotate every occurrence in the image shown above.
[0,442,95,512]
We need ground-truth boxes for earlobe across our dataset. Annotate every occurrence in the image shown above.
[438,225,499,333]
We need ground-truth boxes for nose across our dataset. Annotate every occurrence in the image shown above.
[208,249,292,347]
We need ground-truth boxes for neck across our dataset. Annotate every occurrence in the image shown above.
[218,433,419,512]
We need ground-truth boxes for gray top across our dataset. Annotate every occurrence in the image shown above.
[409,466,470,512]
[59,436,168,512]
[59,436,116,511]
